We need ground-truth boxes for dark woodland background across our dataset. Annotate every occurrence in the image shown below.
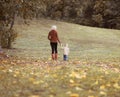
[0,0,120,48]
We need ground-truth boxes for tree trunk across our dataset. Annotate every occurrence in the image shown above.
[7,11,16,48]
[0,21,4,46]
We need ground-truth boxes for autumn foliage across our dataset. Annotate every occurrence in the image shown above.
[0,0,120,48]
[0,57,120,97]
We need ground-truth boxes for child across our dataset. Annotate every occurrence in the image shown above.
[61,43,70,61]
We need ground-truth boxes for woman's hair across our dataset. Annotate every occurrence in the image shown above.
[51,25,57,30]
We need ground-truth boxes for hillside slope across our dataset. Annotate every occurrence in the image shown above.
[7,18,120,60]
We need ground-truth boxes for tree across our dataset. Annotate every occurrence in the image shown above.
[0,0,46,48]
[92,0,120,29]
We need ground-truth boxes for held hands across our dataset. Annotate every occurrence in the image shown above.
[60,43,64,49]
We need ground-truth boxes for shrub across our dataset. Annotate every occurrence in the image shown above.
[0,29,17,48]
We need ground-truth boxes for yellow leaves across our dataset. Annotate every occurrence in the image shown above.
[0,60,8,64]
[0,66,5,70]
[106,83,111,87]
[53,74,57,78]
[33,81,41,85]
[8,69,13,72]
[29,95,40,97]
[70,93,79,97]
[66,91,80,97]
[29,77,35,82]
[75,87,83,91]
[99,91,107,95]
[66,91,72,95]
[48,57,52,61]
[69,71,87,87]
[99,85,107,96]
[104,71,109,74]
[70,71,76,77]
[13,74,17,77]
[113,83,120,89]
[70,79,75,84]
[49,95,55,97]
[69,71,86,79]
[69,79,80,87]
[100,85,105,90]
[88,89,94,93]
[29,77,45,85]
[15,71,20,75]
[113,68,119,72]
[0,57,120,97]
[10,61,16,65]
[88,96,95,97]
[94,80,98,85]
[72,61,81,65]
[12,80,17,84]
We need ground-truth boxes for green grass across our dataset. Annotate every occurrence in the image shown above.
[6,18,120,60]
[1,18,120,97]
[0,58,120,97]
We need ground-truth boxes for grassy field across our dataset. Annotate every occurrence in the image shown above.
[1,18,120,97]
[6,18,120,60]
[0,57,120,97]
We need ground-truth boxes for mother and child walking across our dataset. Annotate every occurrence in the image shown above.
[48,25,70,61]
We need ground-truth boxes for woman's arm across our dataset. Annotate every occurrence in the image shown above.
[48,32,51,40]
[56,32,61,44]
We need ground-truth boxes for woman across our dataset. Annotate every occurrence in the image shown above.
[48,25,61,60]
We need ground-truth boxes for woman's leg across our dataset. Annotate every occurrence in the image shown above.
[50,43,58,60]
[50,43,56,60]
[54,43,58,60]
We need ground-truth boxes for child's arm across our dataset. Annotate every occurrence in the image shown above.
[68,48,70,54]
[56,32,61,44]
